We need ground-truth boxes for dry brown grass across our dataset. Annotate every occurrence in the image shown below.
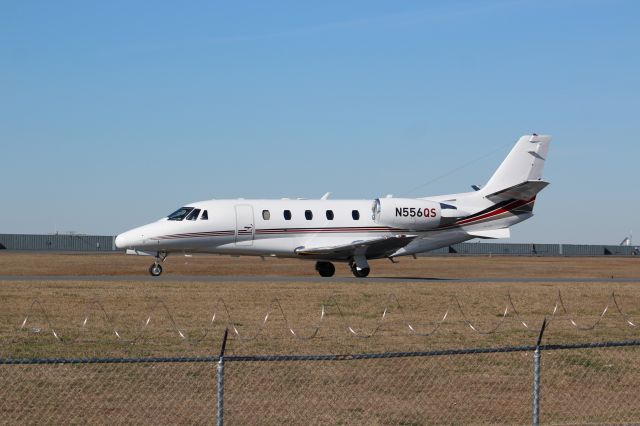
[1,253,640,424]
[0,253,639,358]
[0,251,639,278]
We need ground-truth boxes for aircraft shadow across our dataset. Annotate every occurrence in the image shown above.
[374,276,457,281]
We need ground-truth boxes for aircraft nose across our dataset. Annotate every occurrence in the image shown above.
[115,233,128,249]
[115,227,149,249]
[115,231,139,249]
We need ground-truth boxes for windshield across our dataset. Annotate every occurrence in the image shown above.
[167,207,194,221]
[185,209,201,221]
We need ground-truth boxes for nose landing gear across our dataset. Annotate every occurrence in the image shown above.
[149,262,163,277]
[149,252,167,277]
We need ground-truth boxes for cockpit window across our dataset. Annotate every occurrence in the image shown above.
[167,207,194,221]
[186,208,201,221]
[201,210,208,220]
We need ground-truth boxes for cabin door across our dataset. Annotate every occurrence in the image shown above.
[234,205,254,246]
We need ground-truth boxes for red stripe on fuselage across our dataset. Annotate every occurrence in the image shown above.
[256,227,404,234]
[456,197,535,226]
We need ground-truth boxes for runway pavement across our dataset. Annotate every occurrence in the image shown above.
[1,275,639,283]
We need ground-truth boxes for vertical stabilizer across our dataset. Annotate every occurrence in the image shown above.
[481,134,551,195]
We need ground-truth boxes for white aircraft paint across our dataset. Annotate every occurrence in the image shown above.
[115,134,551,277]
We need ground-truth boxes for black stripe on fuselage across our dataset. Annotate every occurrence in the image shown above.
[154,226,408,240]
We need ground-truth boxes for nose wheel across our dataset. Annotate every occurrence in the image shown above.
[149,252,167,277]
[315,261,335,277]
[149,262,163,277]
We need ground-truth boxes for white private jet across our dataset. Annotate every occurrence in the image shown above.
[115,134,551,277]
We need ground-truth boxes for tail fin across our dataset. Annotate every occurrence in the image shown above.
[481,134,551,197]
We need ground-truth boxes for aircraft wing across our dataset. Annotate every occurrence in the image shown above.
[294,235,418,260]
[485,180,549,202]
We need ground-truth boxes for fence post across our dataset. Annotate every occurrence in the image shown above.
[217,328,229,426]
[532,318,547,426]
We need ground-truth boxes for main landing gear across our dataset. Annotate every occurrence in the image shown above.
[349,256,370,278]
[315,258,371,278]
[315,261,336,277]
[149,252,167,277]
[350,263,370,278]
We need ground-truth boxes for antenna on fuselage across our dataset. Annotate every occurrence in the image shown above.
[321,192,331,200]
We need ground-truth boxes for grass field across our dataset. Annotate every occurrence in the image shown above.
[0,253,639,358]
[1,253,640,424]
[0,251,638,278]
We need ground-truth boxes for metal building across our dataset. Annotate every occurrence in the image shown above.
[0,234,115,251]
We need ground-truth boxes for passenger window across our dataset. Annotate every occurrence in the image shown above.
[284,210,292,220]
[305,210,313,220]
[186,209,201,221]
[326,210,334,220]
[201,210,208,220]
[262,210,270,220]
[352,210,360,220]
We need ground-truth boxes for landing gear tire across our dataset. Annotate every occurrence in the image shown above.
[315,261,335,277]
[149,263,163,277]
[149,251,167,277]
[350,264,370,278]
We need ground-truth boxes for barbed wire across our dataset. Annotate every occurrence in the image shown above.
[8,291,639,345]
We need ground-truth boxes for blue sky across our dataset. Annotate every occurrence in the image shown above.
[1,0,638,244]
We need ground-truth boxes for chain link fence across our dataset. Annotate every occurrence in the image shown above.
[0,358,216,425]
[2,338,640,425]
[224,351,531,425]
[540,345,640,424]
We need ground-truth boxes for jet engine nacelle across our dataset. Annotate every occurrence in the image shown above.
[372,198,441,231]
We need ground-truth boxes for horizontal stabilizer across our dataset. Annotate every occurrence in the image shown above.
[467,228,511,239]
[295,235,417,258]
[485,180,549,202]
